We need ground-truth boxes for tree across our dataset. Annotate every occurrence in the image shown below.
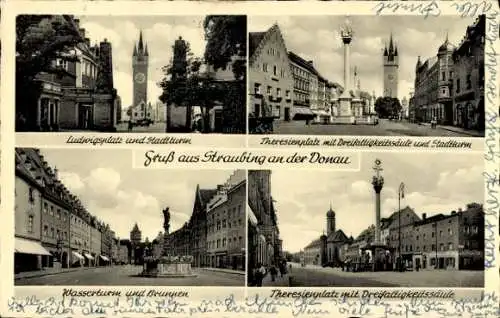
[374,96,402,119]
[203,15,247,81]
[16,15,83,130]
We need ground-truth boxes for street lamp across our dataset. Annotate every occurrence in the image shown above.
[398,182,405,272]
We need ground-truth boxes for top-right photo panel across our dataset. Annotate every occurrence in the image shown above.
[248,15,485,137]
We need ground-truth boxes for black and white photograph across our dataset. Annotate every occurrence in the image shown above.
[15,15,246,133]
[247,154,484,287]
[248,15,485,137]
[15,148,246,286]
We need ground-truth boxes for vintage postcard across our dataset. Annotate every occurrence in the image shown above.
[0,1,498,318]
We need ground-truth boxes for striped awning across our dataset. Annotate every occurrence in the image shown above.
[15,238,51,256]
[294,107,315,116]
[83,253,94,260]
[72,251,85,260]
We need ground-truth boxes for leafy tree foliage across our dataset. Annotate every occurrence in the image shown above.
[16,15,83,130]
[16,15,82,83]
[374,96,402,118]
[203,15,247,81]
[158,16,247,133]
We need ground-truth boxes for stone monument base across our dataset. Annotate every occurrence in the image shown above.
[140,256,197,278]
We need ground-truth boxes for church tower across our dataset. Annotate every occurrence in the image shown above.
[383,33,399,98]
[132,31,149,107]
[326,204,336,236]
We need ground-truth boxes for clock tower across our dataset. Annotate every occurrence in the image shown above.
[132,31,149,107]
[383,33,398,98]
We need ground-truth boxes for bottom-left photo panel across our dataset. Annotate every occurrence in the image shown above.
[14,148,246,286]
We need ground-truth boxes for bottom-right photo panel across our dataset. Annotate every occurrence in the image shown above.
[247,152,484,288]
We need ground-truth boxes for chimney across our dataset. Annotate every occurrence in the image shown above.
[451,210,457,215]
[308,60,313,65]
[422,213,427,220]
[74,18,80,28]
[79,28,86,38]
[54,167,59,179]
[217,184,224,192]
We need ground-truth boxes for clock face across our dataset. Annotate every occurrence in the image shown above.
[135,72,146,84]
[388,74,395,82]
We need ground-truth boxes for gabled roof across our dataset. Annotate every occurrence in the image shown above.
[327,229,348,242]
[249,32,265,58]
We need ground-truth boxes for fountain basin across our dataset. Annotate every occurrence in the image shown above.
[140,256,197,278]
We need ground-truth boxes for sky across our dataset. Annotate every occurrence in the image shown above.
[270,152,484,254]
[249,15,477,101]
[38,149,236,241]
[78,16,206,112]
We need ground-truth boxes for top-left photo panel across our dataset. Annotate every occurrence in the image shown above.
[15,15,247,134]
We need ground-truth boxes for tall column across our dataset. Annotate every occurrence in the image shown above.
[343,40,351,93]
[372,159,384,244]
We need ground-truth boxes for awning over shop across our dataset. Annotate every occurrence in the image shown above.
[312,110,330,117]
[72,251,85,261]
[293,106,315,119]
[100,255,110,261]
[83,253,94,260]
[248,204,258,226]
[15,237,52,256]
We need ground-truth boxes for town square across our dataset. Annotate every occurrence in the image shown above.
[248,15,484,137]
[15,148,245,286]
[247,153,484,287]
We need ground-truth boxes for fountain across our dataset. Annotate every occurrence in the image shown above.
[140,207,196,277]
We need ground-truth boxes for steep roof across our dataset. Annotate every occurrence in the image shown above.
[327,229,348,243]
[249,32,265,58]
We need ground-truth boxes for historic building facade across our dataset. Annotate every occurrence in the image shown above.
[383,34,399,98]
[14,148,117,274]
[206,171,246,269]
[19,16,119,131]
[302,206,350,266]
[413,34,454,124]
[247,170,282,284]
[288,52,317,122]
[249,24,294,121]
[451,15,485,130]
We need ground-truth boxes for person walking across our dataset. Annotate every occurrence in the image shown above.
[128,120,133,132]
[254,263,265,287]
[270,264,278,282]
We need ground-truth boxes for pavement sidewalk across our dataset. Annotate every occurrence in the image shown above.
[263,272,291,287]
[15,266,93,280]
[420,123,483,137]
[201,267,245,276]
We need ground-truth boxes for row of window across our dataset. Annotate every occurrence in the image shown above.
[207,236,244,250]
[208,217,244,233]
[254,83,291,99]
[262,63,287,79]
[209,204,244,221]
[42,224,68,241]
[391,224,479,242]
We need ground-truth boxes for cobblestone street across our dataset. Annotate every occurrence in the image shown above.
[16,265,245,286]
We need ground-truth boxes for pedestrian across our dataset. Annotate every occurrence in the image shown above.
[254,263,265,287]
[128,120,133,132]
[278,263,284,278]
[270,264,278,282]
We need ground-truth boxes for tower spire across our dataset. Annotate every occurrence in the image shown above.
[389,32,394,52]
[138,30,144,52]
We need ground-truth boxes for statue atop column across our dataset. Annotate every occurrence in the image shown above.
[162,207,170,234]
